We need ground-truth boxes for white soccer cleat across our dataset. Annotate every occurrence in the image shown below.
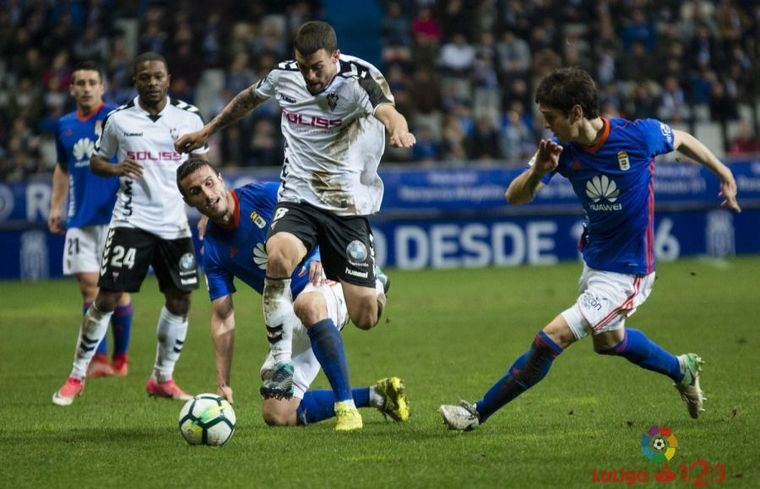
[675,353,706,419]
[439,400,480,431]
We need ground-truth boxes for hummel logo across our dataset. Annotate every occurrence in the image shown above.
[278,93,296,103]
[124,132,143,137]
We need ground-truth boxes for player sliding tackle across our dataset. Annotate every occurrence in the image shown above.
[176,21,414,429]
[176,158,409,431]
[440,67,741,431]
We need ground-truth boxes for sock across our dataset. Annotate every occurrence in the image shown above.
[85,301,108,356]
[296,388,371,425]
[153,306,188,382]
[71,304,113,379]
[111,302,133,358]
[597,327,683,382]
[306,319,352,402]
[263,277,293,364]
[476,331,563,422]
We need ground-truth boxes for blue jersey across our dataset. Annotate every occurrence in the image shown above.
[55,103,119,228]
[203,182,317,301]
[543,118,675,275]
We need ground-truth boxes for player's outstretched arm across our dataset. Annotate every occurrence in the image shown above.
[505,139,562,205]
[673,130,741,212]
[211,294,236,404]
[90,155,143,179]
[48,165,68,234]
[374,104,416,148]
[175,86,265,153]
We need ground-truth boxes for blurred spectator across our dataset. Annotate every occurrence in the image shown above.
[466,116,500,161]
[728,120,760,156]
[411,126,440,164]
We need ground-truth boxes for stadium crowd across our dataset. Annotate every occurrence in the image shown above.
[0,0,758,180]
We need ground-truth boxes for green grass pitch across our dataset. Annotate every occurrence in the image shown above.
[1,257,758,488]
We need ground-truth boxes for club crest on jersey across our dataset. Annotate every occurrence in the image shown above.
[249,211,267,229]
[617,151,630,171]
[326,93,339,111]
[179,252,196,271]
[170,127,179,140]
[346,240,368,264]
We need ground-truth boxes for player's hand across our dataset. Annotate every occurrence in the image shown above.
[114,159,143,179]
[389,130,416,148]
[217,384,234,404]
[175,129,209,153]
[48,209,64,235]
[718,172,741,213]
[533,139,562,175]
[197,215,209,240]
[299,260,325,286]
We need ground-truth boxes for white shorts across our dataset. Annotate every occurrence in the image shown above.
[260,280,349,399]
[62,225,109,275]
[560,264,655,340]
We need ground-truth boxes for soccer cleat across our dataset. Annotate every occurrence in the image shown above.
[675,353,706,419]
[374,377,410,422]
[145,376,192,401]
[334,401,363,431]
[52,377,85,406]
[87,355,115,378]
[111,355,129,377]
[439,400,481,431]
[260,361,295,399]
[374,265,391,294]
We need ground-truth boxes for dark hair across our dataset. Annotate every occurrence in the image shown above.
[72,60,104,83]
[176,157,218,196]
[294,21,337,55]
[535,67,599,119]
[133,51,168,76]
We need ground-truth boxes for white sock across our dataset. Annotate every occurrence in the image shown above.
[71,304,113,379]
[335,399,356,409]
[153,306,188,382]
[263,277,293,364]
[368,385,384,408]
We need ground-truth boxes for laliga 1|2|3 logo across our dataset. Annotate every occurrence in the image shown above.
[591,425,727,486]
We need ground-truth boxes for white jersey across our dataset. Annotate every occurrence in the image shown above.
[255,54,393,216]
[95,96,208,239]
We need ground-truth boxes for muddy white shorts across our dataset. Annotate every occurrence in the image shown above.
[561,264,655,340]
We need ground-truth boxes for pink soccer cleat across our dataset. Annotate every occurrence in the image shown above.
[145,376,192,401]
[87,355,115,378]
[111,355,129,377]
[52,377,85,406]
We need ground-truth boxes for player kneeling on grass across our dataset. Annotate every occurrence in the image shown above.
[440,67,742,431]
[177,158,409,431]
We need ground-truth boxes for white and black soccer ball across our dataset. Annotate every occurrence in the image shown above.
[178,394,236,446]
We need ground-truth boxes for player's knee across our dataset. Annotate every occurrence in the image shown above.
[265,236,301,277]
[94,291,121,313]
[350,307,378,330]
[294,293,327,327]
[164,293,191,316]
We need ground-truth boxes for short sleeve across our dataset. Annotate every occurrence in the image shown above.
[253,71,277,100]
[635,118,675,157]
[203,244,236,301]
[95,113,118,159]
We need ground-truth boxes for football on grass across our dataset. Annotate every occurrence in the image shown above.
[178,394,236,446]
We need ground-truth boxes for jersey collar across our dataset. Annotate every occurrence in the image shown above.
[76,102,104,122]
[578,118,610,153]
[217,189,240,231]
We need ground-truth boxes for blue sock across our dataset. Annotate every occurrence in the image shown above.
[598,328,683,382]
[297,388,371,425]
[85,302,108,356]
[476,331,563,423]
[306,319,352,402]
[111,302,133,357]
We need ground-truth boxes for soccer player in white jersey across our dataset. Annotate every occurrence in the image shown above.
[53,52,208,406]
[440,67,741,431]
[48,61,134,379]
[176,21,414,424]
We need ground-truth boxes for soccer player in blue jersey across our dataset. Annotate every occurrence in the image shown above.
[176,158,409,431]
[48,61,133,378]
[440,67,741,431]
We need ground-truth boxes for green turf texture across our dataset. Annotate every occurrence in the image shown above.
[1,258,757,488]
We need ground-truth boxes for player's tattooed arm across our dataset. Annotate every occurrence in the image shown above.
[175,83,266,153]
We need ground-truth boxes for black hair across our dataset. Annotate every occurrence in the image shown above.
[176,157,218,196]
[132,51,168,76]
[72,60,104,83]
[535,67,599,119]
[294,21,337,55]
